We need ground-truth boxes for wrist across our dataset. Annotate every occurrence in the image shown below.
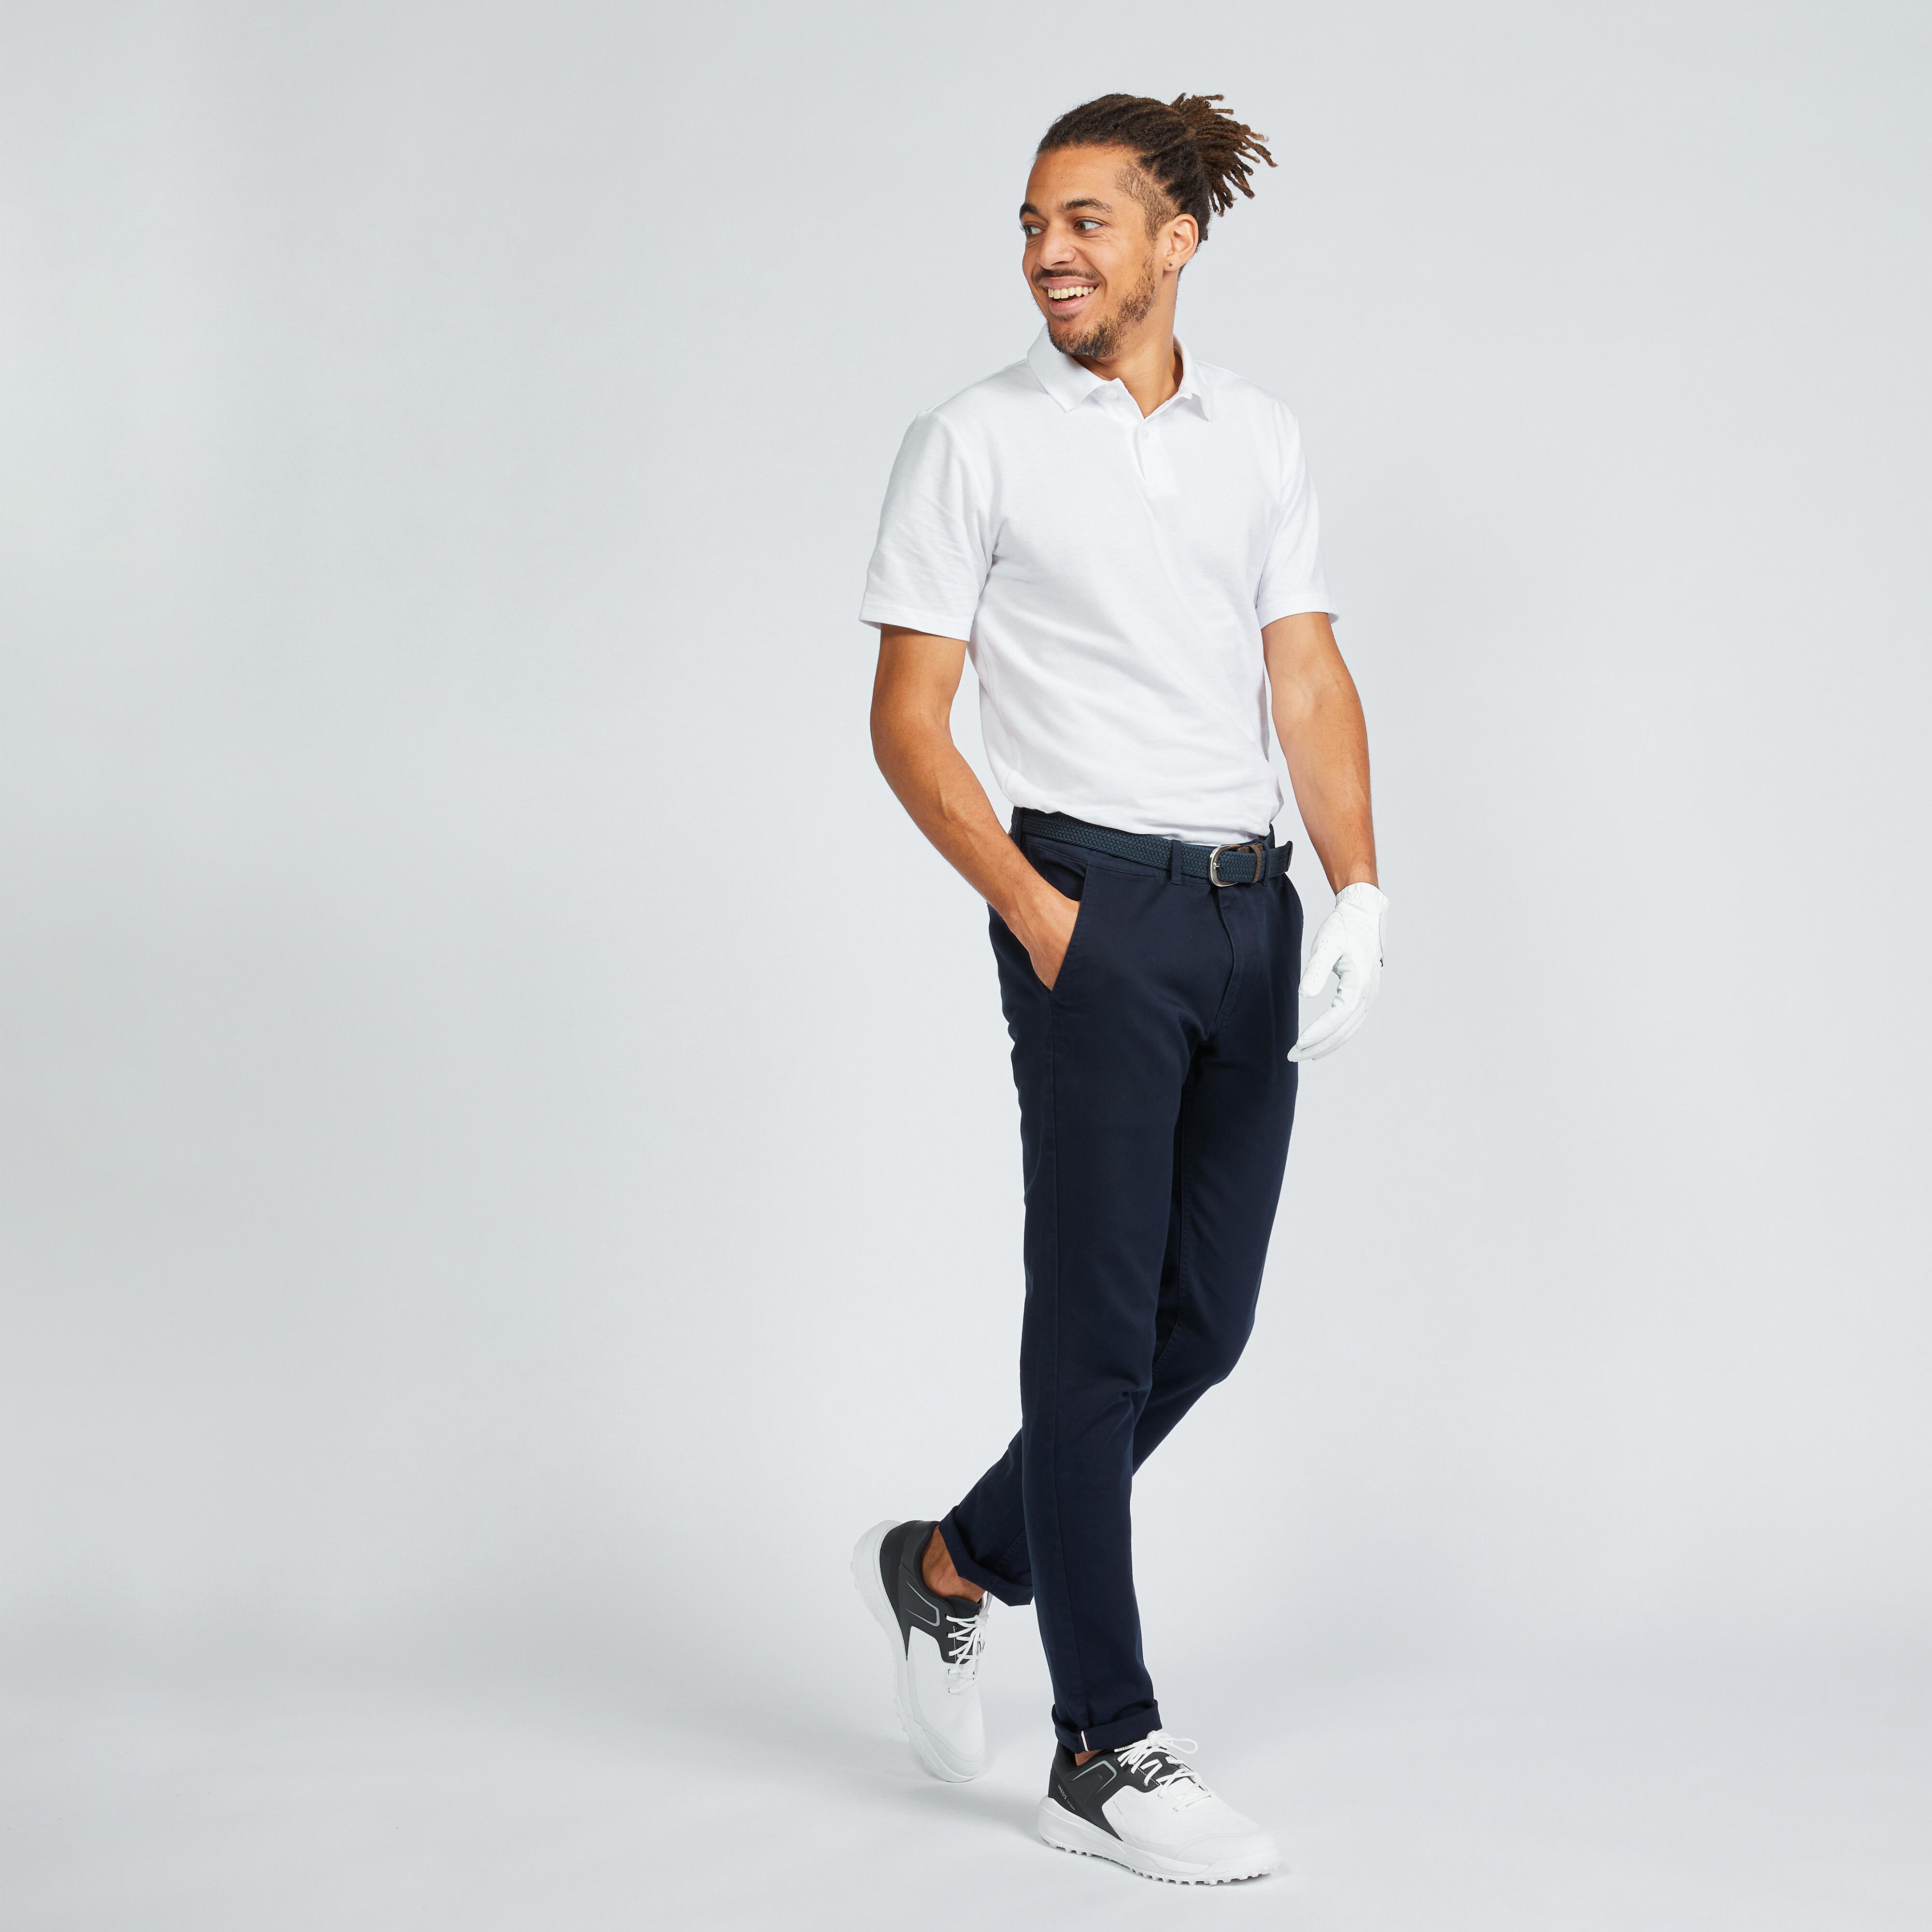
[1004,871,1074,953]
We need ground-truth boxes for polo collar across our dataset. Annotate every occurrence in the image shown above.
[1026,327,1215,420]
[1026,326,1105,410]
[1171,339,1214,419]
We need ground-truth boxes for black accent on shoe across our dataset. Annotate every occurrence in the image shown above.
[1046,1743,1124,1841]
[879,1519,979,1658]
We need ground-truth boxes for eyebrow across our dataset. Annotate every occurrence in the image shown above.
[1017,196,1115,217]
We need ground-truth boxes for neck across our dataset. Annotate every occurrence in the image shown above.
[1072,313,1181,418]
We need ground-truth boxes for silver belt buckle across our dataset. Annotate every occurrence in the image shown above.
[1207,839,1268,887]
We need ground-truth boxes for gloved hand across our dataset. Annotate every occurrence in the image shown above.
[1289,882,1388,1063]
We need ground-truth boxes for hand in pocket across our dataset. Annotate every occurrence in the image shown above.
[1026,888,1081,991]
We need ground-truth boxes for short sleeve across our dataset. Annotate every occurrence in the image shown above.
[1254,417,1335,628]
[859,412,990,640]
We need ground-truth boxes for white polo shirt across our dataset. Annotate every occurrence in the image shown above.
[860,327,1334,845]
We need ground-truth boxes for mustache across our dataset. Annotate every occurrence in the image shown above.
[1033,271,1100,285]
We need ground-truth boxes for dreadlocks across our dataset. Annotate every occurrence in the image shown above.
[1036,93,1275,244]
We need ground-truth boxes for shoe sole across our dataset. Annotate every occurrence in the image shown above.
[850,1519,984,1783]
[1037,1797,1278,1885]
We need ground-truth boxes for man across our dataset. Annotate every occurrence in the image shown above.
[851,92,1386,1885]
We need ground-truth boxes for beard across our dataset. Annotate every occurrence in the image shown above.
[1050,255,1159,359]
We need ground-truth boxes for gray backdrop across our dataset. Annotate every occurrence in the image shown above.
[2,3,1928,1927]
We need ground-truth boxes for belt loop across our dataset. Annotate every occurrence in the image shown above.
[1166,839,1186,882]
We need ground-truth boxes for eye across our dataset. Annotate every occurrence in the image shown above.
[1021,221,1042,237]
[1075,220,1102,232]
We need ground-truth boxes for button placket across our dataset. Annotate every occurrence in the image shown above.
[1135,417,1176,498]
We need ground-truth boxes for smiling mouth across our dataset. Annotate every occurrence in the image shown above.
[1043,284,1096,303]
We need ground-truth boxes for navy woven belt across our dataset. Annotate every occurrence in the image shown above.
[1013,808,1291,887]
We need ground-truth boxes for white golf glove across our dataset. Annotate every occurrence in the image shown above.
[1289,882,1388,1064]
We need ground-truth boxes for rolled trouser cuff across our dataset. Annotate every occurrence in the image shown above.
[1053,1703,1161,1754]
[938,1511,1033,1607]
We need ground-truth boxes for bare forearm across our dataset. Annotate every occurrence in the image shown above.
[1275,679,1377,894]
[1261,612,1378,894]
[871,709,1063,948]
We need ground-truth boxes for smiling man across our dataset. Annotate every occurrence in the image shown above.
[851,93,1387,1886]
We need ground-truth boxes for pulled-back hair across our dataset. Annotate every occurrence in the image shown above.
[1036,93,1275,244]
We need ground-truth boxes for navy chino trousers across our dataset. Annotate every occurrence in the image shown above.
[937,822,1303,1753]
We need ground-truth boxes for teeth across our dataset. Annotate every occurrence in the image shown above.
[1047,285,1095,300]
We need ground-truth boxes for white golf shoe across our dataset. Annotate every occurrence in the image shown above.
[1038,1730,1279,1883]
[851,1518,991,1781]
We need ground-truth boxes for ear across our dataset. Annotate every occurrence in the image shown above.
[1163,213,1199,275]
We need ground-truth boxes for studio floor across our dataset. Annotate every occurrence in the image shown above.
[4,1621,1928,1931]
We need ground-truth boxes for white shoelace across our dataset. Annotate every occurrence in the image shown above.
[942,1601,990,1693]
[1116,1731,1213,1806]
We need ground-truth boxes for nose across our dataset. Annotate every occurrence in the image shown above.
[1039,227,1079,269]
